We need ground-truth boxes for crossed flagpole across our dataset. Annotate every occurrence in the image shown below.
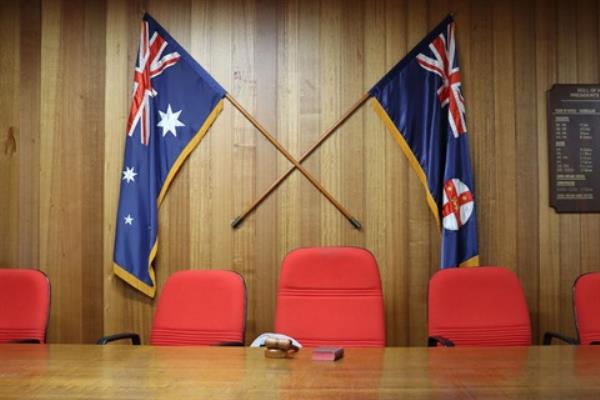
[226,93,369,229]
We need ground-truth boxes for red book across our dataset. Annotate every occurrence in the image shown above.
[312,347,344,361]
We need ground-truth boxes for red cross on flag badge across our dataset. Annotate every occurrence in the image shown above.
[441,178,474,231]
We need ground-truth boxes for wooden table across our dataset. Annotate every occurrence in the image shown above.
[0,345,599,399]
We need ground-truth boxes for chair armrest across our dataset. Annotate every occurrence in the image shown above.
[428,336,455,347]
[10,338,42,344]
[543,331,578,345]
[96,332,141,345]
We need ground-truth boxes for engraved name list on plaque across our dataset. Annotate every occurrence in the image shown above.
[548,84,600,213]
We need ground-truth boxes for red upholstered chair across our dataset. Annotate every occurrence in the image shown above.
[544,272,600,346]
[274,247,386,347]
[98,270,246,346]
[0,268,51,344]
[428,266,531,347]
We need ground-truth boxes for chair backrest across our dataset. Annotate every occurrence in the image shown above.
[0,268,51,344]
[574,272,600,345]
[150,270,246,346]
[428,266,531,346]
[275,247,385,347]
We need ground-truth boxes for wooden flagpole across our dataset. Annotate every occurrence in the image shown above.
[226,93,362,230]
[229,93,370,229]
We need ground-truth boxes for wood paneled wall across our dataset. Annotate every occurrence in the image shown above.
[1,0,599,345]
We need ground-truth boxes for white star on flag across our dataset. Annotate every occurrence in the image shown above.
[157,104,185,137]
[122,166,137,183]
[124,214,134,225]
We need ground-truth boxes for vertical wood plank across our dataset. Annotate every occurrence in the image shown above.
[208,0,234,272]
[363,0,389,340]
[297,0,321,245]
[276,0,301,266]
[0,1,20,267]
[492,0,517,269]
[189,0,214,272]
[556,0,580,340]
[18,2,42,269]
[319,0,343,245]
[513,0,540,342]
[253,0,279,336]
[469,1,494,267]
[40,0,105,343]
[340,0,365,249]
[230,0,258,340]
[39,0,62,340]
[80,0,106,343]
[536,0,561,338]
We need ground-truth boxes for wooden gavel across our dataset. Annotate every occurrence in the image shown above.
[264,337,300,359]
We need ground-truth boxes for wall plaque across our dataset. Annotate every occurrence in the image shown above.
[548,84,600,212]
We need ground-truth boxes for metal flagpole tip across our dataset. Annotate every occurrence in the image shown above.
[231,216,243,229]
[349,217,362,230]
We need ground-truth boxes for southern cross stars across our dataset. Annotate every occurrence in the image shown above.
[124,214,134,225]
[122,166,137,183]
[157,104,185,137]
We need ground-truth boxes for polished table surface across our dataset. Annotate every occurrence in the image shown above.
[1,344,599,399]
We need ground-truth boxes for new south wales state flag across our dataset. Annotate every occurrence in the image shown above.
[369,15,479,268]
[113,13,226,297]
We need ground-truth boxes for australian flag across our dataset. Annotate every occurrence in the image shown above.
[113,13,226,297]
[369,15,479,268]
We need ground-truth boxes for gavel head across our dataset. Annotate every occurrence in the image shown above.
[263,336,299,358]
[264,337,299,352]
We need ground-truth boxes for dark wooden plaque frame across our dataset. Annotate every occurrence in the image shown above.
[547,84,600,213]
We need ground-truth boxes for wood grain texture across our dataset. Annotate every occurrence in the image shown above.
[253,0,279,336]
[513,0,540,338]
[492,0,517,269]
[1,345,600,399]
[18,3,42,269]
[536,0,562,339]
[0,1,41,270]
[557,0,581,342]
[0,2,20,267]
[39,0,105,343]
[1,0,600,346]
